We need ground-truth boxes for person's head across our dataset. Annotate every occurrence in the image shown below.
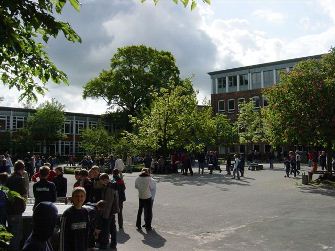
[55,166,63,176]
[32,202,58,241]
[79,169,89,180]
[99,173,110,186]
[39,166,50,179]
[140,168,150,177]
[112,168,120,178]
[14,160,25,175]
[0,172,8,185]
[90,166,100,178]
[44,162,51,168]
[71,187,86,209]
[74,168,81,181]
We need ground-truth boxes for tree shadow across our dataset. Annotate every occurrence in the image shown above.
[137,228,166,248]
[117,228,130,244]
[298,184,335,197]
[155,169,251,187]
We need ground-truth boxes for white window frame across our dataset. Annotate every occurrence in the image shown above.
[218,100,225,112]
[238,98,245,110]
[0,116,7,132]
[228,99,235,113]
[64,121,72,135]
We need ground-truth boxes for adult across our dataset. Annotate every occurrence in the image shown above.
[135,168,154,231]
[289,151,297,177]
[226,154,232,175]
[197,151,206,175]
[232,154,240,180]
[99,173,119,250]
[319,151,327,171]
[6,160,27,251]
[22,202,58,251]
[181,153,193,176]
[112,169,126,230]
[295,151,301,173]
[53,166,67,198]
[268,151,275,169]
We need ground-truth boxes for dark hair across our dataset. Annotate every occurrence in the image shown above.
[79,169,89,177]
[0,172,8,185]
[99,173,109,180]
[112,169,119,176]
[74,168,81,175]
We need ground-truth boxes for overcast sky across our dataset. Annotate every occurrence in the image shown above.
[2,0,335,114]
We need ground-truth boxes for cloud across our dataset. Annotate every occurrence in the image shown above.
[252,9,286,24]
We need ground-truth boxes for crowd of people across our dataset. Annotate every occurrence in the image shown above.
[0,152,157,251]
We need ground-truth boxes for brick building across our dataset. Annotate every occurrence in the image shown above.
[209,54,322,154]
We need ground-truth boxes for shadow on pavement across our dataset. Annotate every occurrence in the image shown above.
[117,229,130,244]
[137,229,166,248]
[298,185,335,197]
[155,171,251,187]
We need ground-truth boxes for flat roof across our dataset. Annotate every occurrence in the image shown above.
[208,54,324,76]
[0,106,102,117]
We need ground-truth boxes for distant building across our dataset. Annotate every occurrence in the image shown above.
[208,54,323,154]
[0,106,115,157]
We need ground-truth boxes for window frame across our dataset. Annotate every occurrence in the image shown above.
[228,99,235,113]
[251,96,260,108]
[218,100,225,112]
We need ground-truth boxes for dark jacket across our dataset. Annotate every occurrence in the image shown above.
[33,179,57,208]
[7,172,27,197]
[23,202,58,251]
[113,176,126,203]
[53,174,67,197]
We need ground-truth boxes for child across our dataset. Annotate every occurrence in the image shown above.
[79,169,93,203]
[33,166,56,209]
[59,187,89,251]
[112,169,126,229]
[73,168,82,187]
[53,166,67,197]
[284,157,291,178]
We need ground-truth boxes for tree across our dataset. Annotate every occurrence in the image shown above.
[124,79,217,155]
[1,0,81,101]
[83,45,181,117]
[80,127,113,155]
[27,99,65,153]
[236,101,265,151]
[263,48,335,171]
[215,114,238,148]
[143,0,211,10]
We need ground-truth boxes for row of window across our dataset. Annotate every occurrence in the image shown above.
[0,116,25,132]
[217,68,292,91]
[217,96,268,113]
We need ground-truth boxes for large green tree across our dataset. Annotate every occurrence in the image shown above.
[236,101,265,151]
[125,79,221,155]
[27,99,65,153]
[0,0,81,101]
[264,48,335,171]
[83,45,181,117]
[80,127,113,155]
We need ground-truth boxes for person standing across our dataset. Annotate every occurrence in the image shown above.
[99,173,119,250]
[6,160,27,251]
[198,151,206,175]
[232,154,240,180]
[33,166,57,209]
[135,168,154,231]
[289,151,297,177]
[53,166,67,198]
[319,151,327,171]
[296,151,301,173]
[226,155,232,175]
[59,187,89,251]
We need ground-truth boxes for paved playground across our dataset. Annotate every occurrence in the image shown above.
[30,163,335,250]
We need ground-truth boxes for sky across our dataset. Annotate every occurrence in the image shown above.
[2,0,335,114]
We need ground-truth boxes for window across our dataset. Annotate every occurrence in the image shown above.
[263,70,273,87]
[88,121,97,129]
[12,116,25,131]
[251,96,260,108]
[75,121,85,135]
[228,76,237,87]
[239,74,248,86]
[218,77,226,89]
[238,98,245,110]
[228,99,235,113]
[218,100,225,112]
[276,68,286,83]
[0,116,6,131]
[64,121,72,134]
[252,72,261,89]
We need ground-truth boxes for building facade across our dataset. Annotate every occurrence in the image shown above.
[0,106,115,157]
[209,54,322,154]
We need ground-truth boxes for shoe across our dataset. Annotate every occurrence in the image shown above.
[136,225,142,230]
[145,226,152,231]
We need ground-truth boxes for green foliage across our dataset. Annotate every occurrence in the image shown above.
[0,224,13,250]
[83,45,181,117]
[124,79,220,155]
[236,101,265,145]
[27,99,65,143]
[215,114,238,146]
[80,126,114,155]
[0,0,81,101]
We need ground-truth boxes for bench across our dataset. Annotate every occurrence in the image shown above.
[313,170,335,175]
[248,163,263,171]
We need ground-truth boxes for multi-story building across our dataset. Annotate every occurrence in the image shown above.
[208,54,322,154]
[0,106,115,157]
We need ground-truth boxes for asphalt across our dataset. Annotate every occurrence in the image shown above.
[29,163,335,251]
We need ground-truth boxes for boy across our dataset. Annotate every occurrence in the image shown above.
[53,166,67,197]
[59,187,89,251]
[33,166,57,209]
[112,169,126,229]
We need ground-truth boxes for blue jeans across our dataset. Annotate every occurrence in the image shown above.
[7,214,23,251]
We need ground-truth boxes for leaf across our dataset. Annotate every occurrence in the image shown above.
[69,0,81,11]
[191,0,197,10]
